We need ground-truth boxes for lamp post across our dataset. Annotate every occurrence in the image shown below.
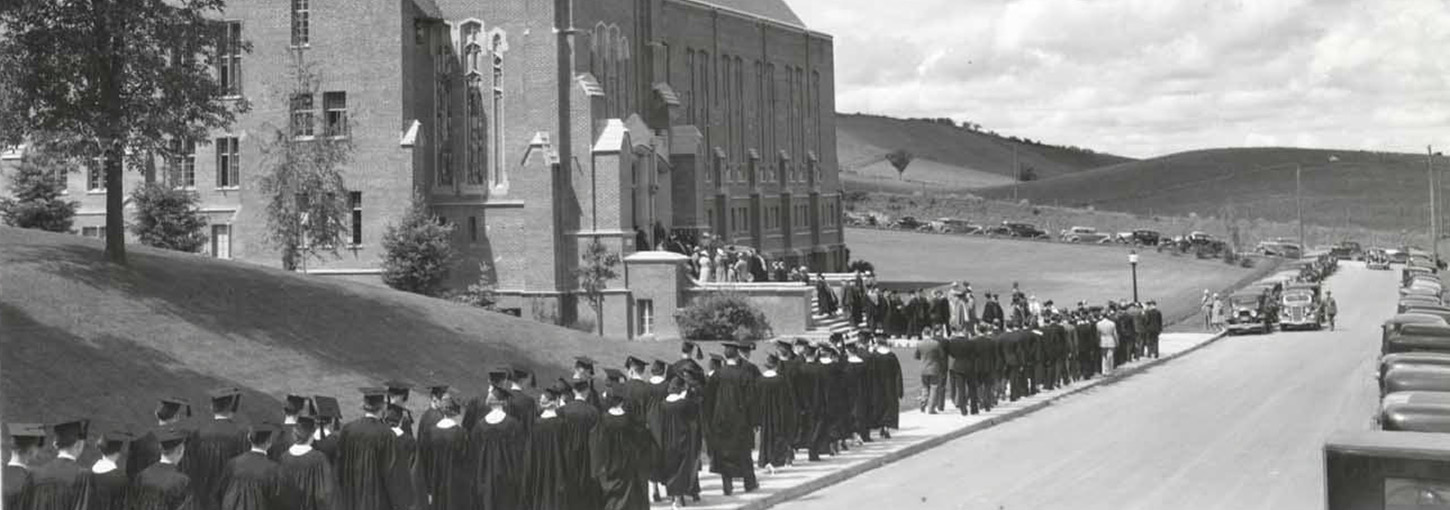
[1129,250,1140,303]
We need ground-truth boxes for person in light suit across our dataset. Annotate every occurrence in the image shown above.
[1096,307,1120,374]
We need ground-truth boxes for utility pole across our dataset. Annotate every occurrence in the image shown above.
[1296,164,1304,252]
[1012,145,1020,202]
[1430,146,1438,262]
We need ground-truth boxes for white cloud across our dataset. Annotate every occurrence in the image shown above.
[792,0,1450,158]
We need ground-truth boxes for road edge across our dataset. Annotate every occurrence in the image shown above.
[743,329,1231,510]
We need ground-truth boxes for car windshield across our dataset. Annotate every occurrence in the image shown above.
[1230,296,1259,307]
[1284,293,1311,304]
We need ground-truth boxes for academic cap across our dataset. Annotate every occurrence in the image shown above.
[735,341,757,351]
[382,380,413,397]
[156,427,189,450]
[359,387,388,408]
[794,338,810,347]
[487,367,511,384]
[98,426,136,455]
[545,379,571,397]
[156,397,192,420]
[209,387,242,412]
[574,356,597,372]
[295,415,318,435]
[774,339,794,350]
[248,421,278,444]
[681,341,703,359]
[7,423,45,449]
[51,419,89,448]
[425,384,451,398]
[284,395,310,415]
[510,366,537,387]
[650,359,668,374]
[314,396,342,421]
[708,352,725,362]
[603,368,625,381]
[624,356,647,370]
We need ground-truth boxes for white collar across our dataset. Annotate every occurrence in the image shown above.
[56,451,78,461]
[91,458,118,474]
[282,416,298,425]
[820,358,835,364]
[539,410,558,419]
[159,458,177,465]
[484,409,507,424]
[847,356,864,363]
[875,346,891,354]
[509,383,523,391]
[648,375,665,384]
[436,418,457,429]
[725,359,740,366]
[250,447,269,455]
[288,444,313,456]
[665,393,685,402]
[607,407,626,416]
[762,370,778,377]
[391,427,404,437]
[6,459,26,469]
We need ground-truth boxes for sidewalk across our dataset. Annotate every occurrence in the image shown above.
[648,332,1224,510]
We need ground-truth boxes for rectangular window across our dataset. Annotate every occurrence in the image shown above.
[218,21,242,96]
[81,226,105,240]
[87,160,105,192]
[291,0,310,46]
[216,137,240,188]
[637,299,655,336]
[170,139,196,188]
[211,224,231,259]
[468,216,478,243]
[349,191,363,245]
[290,93,314,138]
[324,91,347,137]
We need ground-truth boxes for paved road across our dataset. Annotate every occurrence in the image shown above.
[777,264,1394,510]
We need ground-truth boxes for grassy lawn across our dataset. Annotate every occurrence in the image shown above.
[0,227,685,432]
[849,227,1280,409]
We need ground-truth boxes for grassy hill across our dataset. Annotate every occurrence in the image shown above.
[975,147,1443,235]
[836,113,1133,191]
[0,227,686,432]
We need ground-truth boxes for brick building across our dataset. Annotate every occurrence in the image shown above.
[0,0,845,338]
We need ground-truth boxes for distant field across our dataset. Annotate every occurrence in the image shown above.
[0,227,686,432]
[975,147,1444,236]
[836,113,1132,186]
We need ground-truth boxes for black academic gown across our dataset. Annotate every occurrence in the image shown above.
[416,408,443,448]
[875,348,904,427]
[419,422,470,510]
[703,362,756,478]
[754,372,797,468]
[28,456,90,510]
[388,428,418,510]
[469,413,524,510]
[130,462,194,510]
[336,416,399,510]
[4,464,31,510]
[791,360,819,449]
[590,411,657,510]
[619,379,653,425]
[822,360,852,441]
[89,464,129,510]
[266,424,299,463]
[558,399,602,509]
[216,451,280,510]
[521,413,568,510]
[646,395,701,497]
[843,356,871,435]
[505,390,538,434]
[186,418,247,510]
[276,447,334,510]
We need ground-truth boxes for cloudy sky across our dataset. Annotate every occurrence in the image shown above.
[790,0,1450,159]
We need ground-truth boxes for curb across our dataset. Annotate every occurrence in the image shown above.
[739,330,1231,510]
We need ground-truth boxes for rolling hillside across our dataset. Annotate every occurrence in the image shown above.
[0,227,684,432]
[975,148,1442,234]
[836,113,1133,191]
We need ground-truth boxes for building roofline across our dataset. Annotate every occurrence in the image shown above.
[664,0,834,40]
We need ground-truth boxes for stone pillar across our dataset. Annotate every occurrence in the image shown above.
[624,250,691,340]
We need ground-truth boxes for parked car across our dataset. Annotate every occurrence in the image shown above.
[1059,226,1111,243]
[1132,229,1162,246]
[938,218,983,235]
[1002,221,1049,239]
[1256,240,1303,259]
[1279,283,1322,331]
[891,216,924,230]
[1388,249,1410,264]
[1367,249,1392,270]
[1226,290,1274,335]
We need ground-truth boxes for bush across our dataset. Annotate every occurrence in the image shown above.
[675,293,773,341]
[129,184,208,252]
[847,259,875,274]
[0,149,78,232]
[381,197,456,296]
[446,262,497,310]
[1240,257,1256,268]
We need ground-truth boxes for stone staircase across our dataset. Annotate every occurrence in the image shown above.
[797,292,861,345]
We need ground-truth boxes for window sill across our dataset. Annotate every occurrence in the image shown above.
[86,190,107,195]
[221,95,244,101]
[216,187,241,191]
[292,135,316,142]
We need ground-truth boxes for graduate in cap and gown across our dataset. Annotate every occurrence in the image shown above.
[309,397,342,467]
[842,341,872,443]
[754,354,797,472]
[382,402,418,510]
[505,367,539,434]
[590,393,658,510]
[268,395,310,462]
[275,415,335,510]
[469,384,524,510]
[416,385,449,446]
[89,426,135,510]
[571,357,604,411]
[131,397,193,477]
[336,387,401,510]
[5,423,45,510]
[559,378,602,509]
[129,428,195,510]
[647,376,702,508]
[703,342,758,495]
[382,381,416,438]
[186,388,247,510]
[418,392,470,510]
[870,336,904,436]
[809,346,846,457]
[602,368,628,402]
[28,420,91,510]
[522,381,571,510]
[620,357,654,424]
[216,422,281,510]
[670,342,706,390]
[790,340,819,452]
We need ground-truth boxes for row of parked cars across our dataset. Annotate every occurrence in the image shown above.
[846,212,1170,245]
[1374,249,1450,432]
[1224,255,1340,334]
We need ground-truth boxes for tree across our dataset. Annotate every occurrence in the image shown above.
[674,293,773,341]
[256,54,353,271]
[885,149,913,180]
[1019,166,1039,182]
[0,148,78,232]
[574,239,622,336]
[129,183,208,252]
[0,0,248,264]
[381,197,455,296]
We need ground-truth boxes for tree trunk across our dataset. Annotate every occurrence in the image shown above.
[595,302,604,336]
[104,149,126,263]
[100,0,127,264]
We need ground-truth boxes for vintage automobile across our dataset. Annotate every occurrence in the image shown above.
[1404,265,1436,286]
[1401,305,1450,325]
[890,216,925,230]
[1059,226,1111,243]
[1257,240,1304,258]
[1279,284,1322,330]
[1382,366,1450,396]
[1378,391,1450,432]
[1399,296,1444,313]
[1366,249,1392,270]
[1329,241,1363,261]
[1380,352,1450,381]
[1131,229,1162,246]
[1387,249,1410,264]
[937,218,983,235]
[1385,323,1450,355]
[988,221,1048,239]
[1225,290,1274,334]
[1383,313,1450,348]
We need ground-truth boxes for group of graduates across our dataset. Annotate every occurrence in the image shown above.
[3,336,903,510]
[916,300,1165,415]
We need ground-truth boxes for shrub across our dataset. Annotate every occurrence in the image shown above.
[447,261,498,310]
[129,184,209,252]
[847,259,875,274]
[675,293,773,341]
[0,149,78,232]
[381,197,456,296]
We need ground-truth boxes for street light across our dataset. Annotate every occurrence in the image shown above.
[1129,250,1140,303]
